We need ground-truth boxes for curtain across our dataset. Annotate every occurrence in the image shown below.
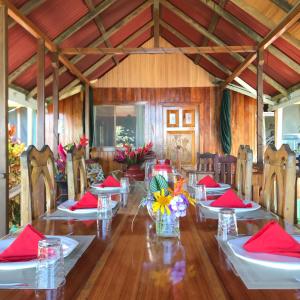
[220,89,232,154]
[135,104,145,147]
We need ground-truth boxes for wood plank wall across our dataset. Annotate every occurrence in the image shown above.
[45,92,83,150]
[93,87,257,159]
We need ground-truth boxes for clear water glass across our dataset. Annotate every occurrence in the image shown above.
[195,185,207,204]
[97,218,112,240]
[120,177,130,193]
[36,238,65,289]
[217,208,238,241]
[97,194,113,219]
[188,173,197,187]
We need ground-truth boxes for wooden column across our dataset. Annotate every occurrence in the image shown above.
[0,0,8,235]
[36,38,45,149]
[51,52,59,157]
[84,83,90,159]
[256,48,264,163]
[153,0,159,47]
[275,108,283,149]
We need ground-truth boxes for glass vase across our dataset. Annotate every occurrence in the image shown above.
[156,212,180,238]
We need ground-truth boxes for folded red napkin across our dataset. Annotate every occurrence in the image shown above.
[197,176,220,188]
[0,224,45,262]
[243,221,300,258]
[98,176,121,188]
[210,189,252,208]
[69,191,98,210]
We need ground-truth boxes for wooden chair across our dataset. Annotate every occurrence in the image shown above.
[20,145,56,225]
[235,145,253,200]
[263,144,296,223]
[184,152,218,181]
[67,146,87,200]
[216,155,237,185]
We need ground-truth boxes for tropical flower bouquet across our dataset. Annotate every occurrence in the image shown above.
[55,135,88,181]
[114,142,154,166]
[145,175,195,238]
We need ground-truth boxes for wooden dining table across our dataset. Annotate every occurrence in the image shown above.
[1,183,299,300]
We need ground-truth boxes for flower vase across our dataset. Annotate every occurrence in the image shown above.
[156,212,180,238]
[125,164,145,181]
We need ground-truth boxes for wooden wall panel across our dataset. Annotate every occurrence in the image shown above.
[94,38,214,88]
[45,92,83,152]
[93,87,257,161]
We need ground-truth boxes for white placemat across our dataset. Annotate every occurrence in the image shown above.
[0,235,95,289]
[218,237,300,289]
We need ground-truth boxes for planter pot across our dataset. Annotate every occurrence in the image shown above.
[125,164,145,181]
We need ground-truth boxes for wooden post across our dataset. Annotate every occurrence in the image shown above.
[256,48,264,164]
[36,38,45,149]
[51,52,59,157]
[153,0,159,47]
[84,83,90,159]
[0,0,8,235]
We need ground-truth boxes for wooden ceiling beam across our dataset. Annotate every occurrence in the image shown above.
[230,0,300,48]
[194,0,227,65]
[60,45,256,55]
[59,21,153,97]
[222,1,300,89]
[272,0,293,13]
[5,0,90,85]
[198,0,300,74]
[8,0,46,29]
[153,0,160,47]
[27,1,152,99]
[83,0,118,65]
[8,0,117,83]
[161,0,287,96]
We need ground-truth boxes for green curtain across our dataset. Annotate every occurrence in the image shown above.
[220,89,232,154]
[82,86,94,147]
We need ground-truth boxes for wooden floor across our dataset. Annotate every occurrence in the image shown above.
[1,183,299,300]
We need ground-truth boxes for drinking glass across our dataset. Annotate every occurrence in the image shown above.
[188,173,197,187]
[97,218,112,240]
[120,177,130,193]
[195,185,207,204]
[36,238,65,289]
[97,194,113,219]
[217,208,238,241]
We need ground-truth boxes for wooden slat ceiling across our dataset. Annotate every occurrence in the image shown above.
[7,0,300,100]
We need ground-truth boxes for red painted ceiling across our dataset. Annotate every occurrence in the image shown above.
[7,0,300,98]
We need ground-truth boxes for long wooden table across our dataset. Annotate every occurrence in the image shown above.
[1,183,299,300]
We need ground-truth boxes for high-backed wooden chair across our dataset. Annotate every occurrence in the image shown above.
[235,145,253,200]
[67,146,87,200]
[196,152,218,172]
[20,145,56,225]
[263,144,296,223]
[216,155,237,185]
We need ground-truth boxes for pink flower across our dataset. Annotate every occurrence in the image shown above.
[79,135,89,147]
[58,143,67,161]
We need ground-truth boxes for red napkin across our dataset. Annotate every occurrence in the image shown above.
[197,176,220,188]
[69,191,98,210]
[0,224,45,262]
[210,189,252,208]
[243,221,300,258]
[98,176,121,188]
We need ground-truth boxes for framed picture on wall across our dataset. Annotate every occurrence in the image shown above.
[167,110,179,127]
[183,109,195,127]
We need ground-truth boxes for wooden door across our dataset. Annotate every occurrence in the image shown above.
[163,106,198,168]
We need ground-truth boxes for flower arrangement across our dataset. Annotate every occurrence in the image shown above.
[114,142,153,166]
[55,135,88,181]
[149,175,195,218]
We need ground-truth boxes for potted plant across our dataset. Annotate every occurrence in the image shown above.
[114,142,154,180]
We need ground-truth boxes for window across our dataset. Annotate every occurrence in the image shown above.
[94,104,145,147]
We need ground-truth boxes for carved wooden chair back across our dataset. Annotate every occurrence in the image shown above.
[20,145,56,225]
[236,145,253,200]
[67,146,87,200]
[216,155,237,185]
[196,152,218,172]
[263,144,296,223]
